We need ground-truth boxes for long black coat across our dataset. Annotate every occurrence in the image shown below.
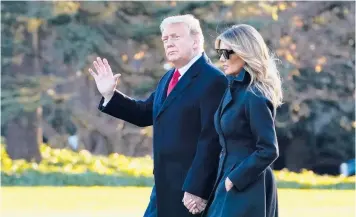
[98,54,227,217]
[204,69,279,217]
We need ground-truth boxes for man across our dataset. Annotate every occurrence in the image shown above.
[89,14,227,217]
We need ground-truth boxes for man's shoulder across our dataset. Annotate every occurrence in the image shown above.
[201,62,225,77]
[195,64,227,96]
[199,63,227,87]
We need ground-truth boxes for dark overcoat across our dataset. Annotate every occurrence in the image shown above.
[204,69,279,217]
[98,54,227,217]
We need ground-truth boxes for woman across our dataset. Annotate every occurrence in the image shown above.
[202,24,282,217]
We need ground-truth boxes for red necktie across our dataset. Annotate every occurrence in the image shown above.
[167,69,181,96]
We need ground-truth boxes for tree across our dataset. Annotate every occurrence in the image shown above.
[1,1,354,174]
[1,2,46,161]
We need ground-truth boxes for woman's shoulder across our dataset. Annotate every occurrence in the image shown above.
[246,85,264,98]
[245,85,274,109]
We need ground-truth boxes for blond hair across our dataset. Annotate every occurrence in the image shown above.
[160,14,204,53]
[216,24,283,110]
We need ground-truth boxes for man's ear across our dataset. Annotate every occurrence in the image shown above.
[192,38,199,50]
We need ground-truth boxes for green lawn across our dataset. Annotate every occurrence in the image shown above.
[1,187,354,217]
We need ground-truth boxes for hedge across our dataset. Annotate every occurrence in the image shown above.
[1,144,354,189]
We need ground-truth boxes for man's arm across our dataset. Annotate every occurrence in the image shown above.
[89,57,154,127]
[98,90,154,127]
[182,74,227,199]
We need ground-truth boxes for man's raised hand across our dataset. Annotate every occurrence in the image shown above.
[89,57,121,100]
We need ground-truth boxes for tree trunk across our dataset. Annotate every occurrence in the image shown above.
[4,22,42,162]
[5,107,42,162]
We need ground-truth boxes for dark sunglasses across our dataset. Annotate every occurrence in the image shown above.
[216,49,235,60]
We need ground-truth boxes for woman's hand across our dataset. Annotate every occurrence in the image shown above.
[225,177,234,192]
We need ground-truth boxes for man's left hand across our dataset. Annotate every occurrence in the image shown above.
[182,192,207,214]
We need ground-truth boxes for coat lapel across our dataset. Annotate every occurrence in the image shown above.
[219,88,233,116]
[214,88,227,134]
[158,69,174,107]
[153,69,174,120]
[155,54,208,121]
[220,69,247,117]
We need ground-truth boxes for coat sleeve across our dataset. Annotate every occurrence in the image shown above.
[98,90,154,127]
[182,74,227,199]
[228,92,279,191]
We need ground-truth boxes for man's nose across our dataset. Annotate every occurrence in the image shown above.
[166,41,174,49]
[219,55,226,62]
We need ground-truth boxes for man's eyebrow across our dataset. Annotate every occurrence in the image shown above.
[162,33,179,40]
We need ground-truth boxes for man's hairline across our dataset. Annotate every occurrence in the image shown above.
[161,22,200,36]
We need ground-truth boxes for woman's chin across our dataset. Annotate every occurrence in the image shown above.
[224,70,233,75]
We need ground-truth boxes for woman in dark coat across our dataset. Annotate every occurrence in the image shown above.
[191,24,283,217]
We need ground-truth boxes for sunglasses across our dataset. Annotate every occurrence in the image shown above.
[216,49,235,60]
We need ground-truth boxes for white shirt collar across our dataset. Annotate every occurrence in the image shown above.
[176,53,202,79]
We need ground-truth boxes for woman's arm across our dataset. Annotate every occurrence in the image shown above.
[228,91,279,191]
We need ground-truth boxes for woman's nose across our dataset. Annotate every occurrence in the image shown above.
[219,55,226,62]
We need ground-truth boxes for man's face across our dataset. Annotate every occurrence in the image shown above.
[161,23,196,66]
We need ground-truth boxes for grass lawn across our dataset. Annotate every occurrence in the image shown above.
[1,187,354,217]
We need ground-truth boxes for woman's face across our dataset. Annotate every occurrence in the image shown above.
[217,41,245,75]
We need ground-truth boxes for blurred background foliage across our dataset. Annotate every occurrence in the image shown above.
[1,1,355,183]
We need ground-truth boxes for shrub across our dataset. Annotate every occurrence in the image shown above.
[1,144,354,189]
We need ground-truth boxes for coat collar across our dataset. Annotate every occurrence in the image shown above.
[226,68,250,87]
[219,68,250,116]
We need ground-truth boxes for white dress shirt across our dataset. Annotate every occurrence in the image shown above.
[103,53,202,106]
[175,53,202,80]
